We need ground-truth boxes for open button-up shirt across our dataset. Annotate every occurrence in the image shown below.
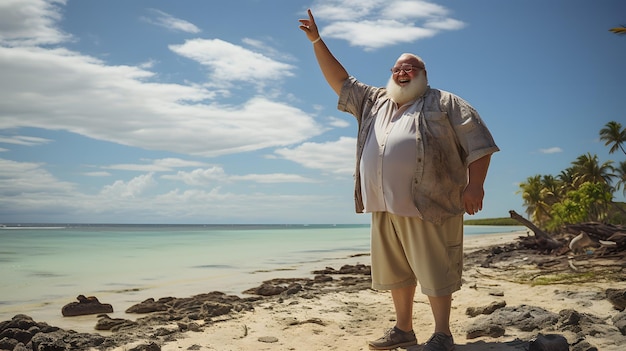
[338,76,499,224]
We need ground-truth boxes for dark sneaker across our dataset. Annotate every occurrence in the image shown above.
[368,326,417,350]
[423,332,455,351]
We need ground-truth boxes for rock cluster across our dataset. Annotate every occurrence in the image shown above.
[0,290,259,351]
[1,265,624,351]
[0,314,109,351]
[0,264,371,350]
[465,291,626,351]
[61,295,113,317]
[606,288,626,311]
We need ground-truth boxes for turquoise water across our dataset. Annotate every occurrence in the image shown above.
[0,224,524,330]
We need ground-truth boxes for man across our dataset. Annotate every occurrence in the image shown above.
[299,9,499,351]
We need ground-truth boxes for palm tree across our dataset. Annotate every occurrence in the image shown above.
[615,161,626,197]
[610,25,626,35]
[539,174,561,206]
[570,153,615,186]
[599,121,626,156]
[517,175,552,227]
[518,175,540,218]
[557,168,577,194]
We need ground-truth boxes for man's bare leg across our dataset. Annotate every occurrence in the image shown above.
[391,285,416,332]
[427,294,452,335]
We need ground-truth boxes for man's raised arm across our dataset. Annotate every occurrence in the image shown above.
[299,9,349,96]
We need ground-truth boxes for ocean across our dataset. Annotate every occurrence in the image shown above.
[0,224,524,332]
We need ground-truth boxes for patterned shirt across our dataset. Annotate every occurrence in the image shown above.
[338,76,499,224]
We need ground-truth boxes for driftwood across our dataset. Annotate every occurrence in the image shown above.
[508,210,562,252]
[564,222,626,255]
[508,210,626,258]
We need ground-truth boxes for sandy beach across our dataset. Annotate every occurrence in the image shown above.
[112,231,624,351]
[3,230,625,351]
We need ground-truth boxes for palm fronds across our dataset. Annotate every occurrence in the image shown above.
[609,25,626,35]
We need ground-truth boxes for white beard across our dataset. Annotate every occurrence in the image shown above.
[385,71,428,106]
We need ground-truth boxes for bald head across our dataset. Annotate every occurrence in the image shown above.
[396,53,426,70]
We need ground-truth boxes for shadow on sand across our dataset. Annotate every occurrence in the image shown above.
[407,338,528,350]
[456,339,528,350]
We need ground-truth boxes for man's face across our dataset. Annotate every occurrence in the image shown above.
[386,56,428,105]
[390,57,424,87]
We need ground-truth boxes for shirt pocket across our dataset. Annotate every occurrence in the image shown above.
[422,111,454,138]
[423,111,447,121]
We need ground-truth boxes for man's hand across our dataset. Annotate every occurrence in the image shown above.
[298,9,320,42]
[463,183,484,215]
[464,155,491,215]
[297,8,348,96]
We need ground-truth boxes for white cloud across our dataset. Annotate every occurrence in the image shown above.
[0,135,52,146]
[100,173,157,198]
[150,188,339,223]
[241,37,295,62]
[170,38,296,90]
[0,0,354,224]
[144,9,201,34]
[152,158,208,169]
[312,0,464,50]
[0,0,71,46]
[314,0,387,21]
[103,158,208,172]
[274,137,356,175]
[380,0,448,20]
[83,171,111,177]
[162,167,316,185]
[0,158,75,196]
[425,17,465,31]
[323,20,436,50]
[539,147,563,154]
[0,1,324,159]
[162,167,228,186]
[327,116,350,128]
[230,173,316,183]
[0,45,323,157]
[0,158,343,223]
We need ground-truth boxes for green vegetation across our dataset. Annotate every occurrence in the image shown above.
[515,268,623,285]
[463,217,520,225]
[517,121,626,232]
[530,271,599,285]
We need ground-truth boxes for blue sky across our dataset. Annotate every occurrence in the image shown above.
[0,0,625,224]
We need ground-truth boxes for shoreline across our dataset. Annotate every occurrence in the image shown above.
[4,230,625,350]
[1,231,524,332]
[0,249,372,334]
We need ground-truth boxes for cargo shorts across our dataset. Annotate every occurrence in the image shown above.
[370,212,464,296]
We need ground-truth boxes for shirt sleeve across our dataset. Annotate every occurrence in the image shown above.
[446,94,500,165]
[337,76,384,122]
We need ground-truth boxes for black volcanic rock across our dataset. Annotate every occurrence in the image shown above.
[61,295,113,317]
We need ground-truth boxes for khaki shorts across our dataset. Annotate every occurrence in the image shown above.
[370,212,463,296]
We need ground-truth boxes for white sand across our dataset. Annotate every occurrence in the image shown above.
[107,231,625,350]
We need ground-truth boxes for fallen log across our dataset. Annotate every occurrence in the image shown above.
[564,222,626,241]
[564,222,626,255]
[509,210,563,252]
[507,211,625,257]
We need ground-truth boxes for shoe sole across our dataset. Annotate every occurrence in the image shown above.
[368,340,418,350]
